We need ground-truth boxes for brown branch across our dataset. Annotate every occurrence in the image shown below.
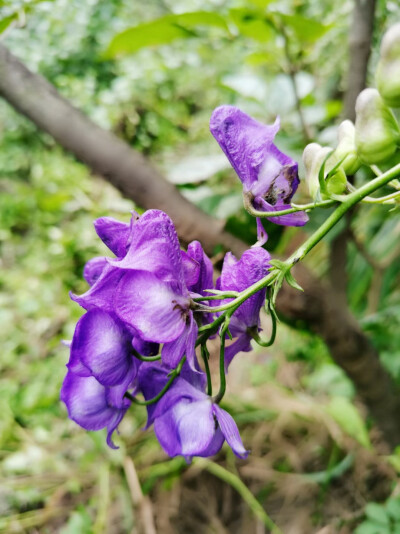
[0,44,245,258]
[329,0,377,303]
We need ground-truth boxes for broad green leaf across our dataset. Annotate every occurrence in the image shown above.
[354,521,390,534]
[279,14,332,43]
[105,11,229,58]
[386,498,400,521]
[326,397,371,449]
[0,13,16,34]
[229,8,274,42]
[365,503,390,526]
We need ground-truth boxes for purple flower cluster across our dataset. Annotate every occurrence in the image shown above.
[61,209,270,457]
[61,106,305,459]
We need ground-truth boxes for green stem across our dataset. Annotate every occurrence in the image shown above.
[125,356,186,406]
[212,320,230,404]
[131,348,161,362]
[201,344,212,396]
[249,300,277,347]
[243,192,336,218]
[288,162,400,264]
[194,459,283,534]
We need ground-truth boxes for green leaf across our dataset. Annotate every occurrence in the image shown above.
[365,503,390,526]
[229,8,274,43]
[326,397,371,449]
[279,14,332,43]
[0,13,17,34]
[354,521,389,534]
[105,11,229,58]
[284,270,304,292]
[386,498,400,521]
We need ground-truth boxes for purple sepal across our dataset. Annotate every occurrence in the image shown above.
[93,216,133,258]
[83,257,108,286]
[224,334,252,371]
[70,264,124,313]
[210,105,308,228]
[60,371,130,449]
[162,314,198,370]
[67,309,136,387]
[109,210,186,284]
[181,250,200,288]
[115,270,190,343]
[185,241,214,296]
[212,404,249,459]
[218,249,271,336]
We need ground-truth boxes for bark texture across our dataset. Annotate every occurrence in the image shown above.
[277,265,400,448]
[0,44,245,258]
[330,0,377,303]
[1,42,399,447]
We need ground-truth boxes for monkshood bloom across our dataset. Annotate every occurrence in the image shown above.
[139,362,248,460]
[61,308,158,447]
[216,247,271,369]
[71,210,209,371]
[210,105,308,243]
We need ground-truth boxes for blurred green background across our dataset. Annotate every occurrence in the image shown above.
[1,0,400,532]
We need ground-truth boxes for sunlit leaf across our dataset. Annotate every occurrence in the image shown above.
[0,13,16,34]
[326,397,371,449]
[105,11,230,58]
[229,8,274,42]
[279,14,332,43]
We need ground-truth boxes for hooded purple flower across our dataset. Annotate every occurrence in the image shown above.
[61,371,131,448]
[110,210,199,370]
[139,363,248,460]
[210,106,308,243]
[217,247,271,369]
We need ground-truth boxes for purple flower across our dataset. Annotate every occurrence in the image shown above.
[61,371,131,448]
[110,210,199,370]
[217,248,271,369]
[139,363,248,460]
[210,106,308,243]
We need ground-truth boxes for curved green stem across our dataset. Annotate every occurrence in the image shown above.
[243,192,336,218]
[125,356,186,406]
[201,344,212,396]
[131,348,161,362]
[249,300,277,347]
[212,319,230,404]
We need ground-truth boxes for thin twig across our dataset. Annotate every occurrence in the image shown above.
[123,457,157,534]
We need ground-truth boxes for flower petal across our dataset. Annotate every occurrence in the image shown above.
[109,210,185,285]
[70,310,134,387]
[210,105,280,190]
[185,241,214,296]
[213,405,249,459]
[115,270,189,342]
[93,216,132,257]
[224,334,252,371]
[181,250,200,288]
[162,314,198,370]
[83,257,108,286]
[71,264,124,313]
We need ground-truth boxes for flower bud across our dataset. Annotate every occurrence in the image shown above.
[302,143,346,199]
[355,88,400,164]
[376,23,400,108]
[334,120,361,175]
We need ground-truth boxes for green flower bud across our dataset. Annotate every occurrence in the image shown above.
[334,120,361,175]
[302,143,329,200]
[302,143,347,199]
[355,88,400,164]
[376,23,400,108]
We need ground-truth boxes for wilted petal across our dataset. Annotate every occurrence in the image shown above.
[115,270,189,342]
[213,405,248,459]
[210,105,280,190]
